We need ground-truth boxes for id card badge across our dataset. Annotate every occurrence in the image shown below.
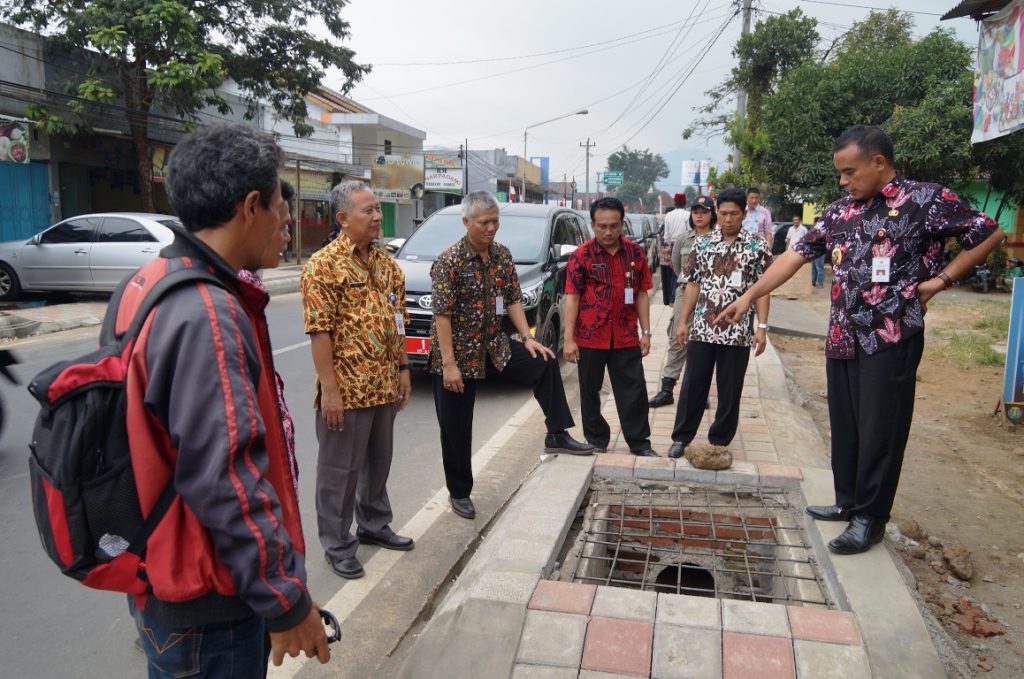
[871,256,891,283]
[496,295,505,316]
[394,312,406,336]
[729,269,743,288]
[625,288,634,304]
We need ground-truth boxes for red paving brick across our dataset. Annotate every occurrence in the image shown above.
[723,632,795,679]
[787,607,861,646]
[594,453,635,470]
[581,616,653,676]
[757,462,801,479]
[528,580,597,615]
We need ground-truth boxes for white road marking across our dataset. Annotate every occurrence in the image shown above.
[272,340,311,356]
[268,361,577,678]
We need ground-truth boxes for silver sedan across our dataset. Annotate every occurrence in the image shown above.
[0,212,179,300]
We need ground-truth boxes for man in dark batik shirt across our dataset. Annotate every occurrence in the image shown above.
[717,125,1002,555]
[430,191,592,521]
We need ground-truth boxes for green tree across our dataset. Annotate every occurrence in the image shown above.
[760,12,980,205]
[685,9,818,184]
[606,146,669,192]
[612,180,648,209]
[2,0,368,211]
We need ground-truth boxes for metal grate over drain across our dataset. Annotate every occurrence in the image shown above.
[565,486,832,607]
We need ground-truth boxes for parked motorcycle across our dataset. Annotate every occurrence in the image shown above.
[969,263,993,293]
[0,349,19,436]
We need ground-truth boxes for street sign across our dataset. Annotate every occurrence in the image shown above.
[603,171,624,185]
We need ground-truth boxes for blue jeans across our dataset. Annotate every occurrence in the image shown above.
[811,256,826,286]
[129,598,269,678]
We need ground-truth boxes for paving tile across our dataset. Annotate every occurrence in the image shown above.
[634,456,676,480]
[787,607,861,646]
[579,671,636,679]
[757,463,803,488]
[516,609,588,668]
[529,580,597,615]
[722,599,791,637]
[742,440,777,453]
[581,616,654,676]
[741,450,780,463]
[674,457,717,483]
[716,461,759,485]
[652,624,722,679]
[656,593,721,629]
[512,664,580,679]
[594,453,636,479]
[740,430,774,442]
[591,585,658,621]
[723,631,795,679]
[793,639,871,679]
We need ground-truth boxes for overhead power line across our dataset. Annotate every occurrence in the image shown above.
[793,0,942,16]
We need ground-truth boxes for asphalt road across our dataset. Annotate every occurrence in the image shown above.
[0,292,540,678]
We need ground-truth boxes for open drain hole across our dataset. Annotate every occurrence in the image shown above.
[654,563,716,597]
[555,483,832,607]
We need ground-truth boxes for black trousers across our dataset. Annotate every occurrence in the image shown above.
[825,332,924,522]
[672,341,750,447]
[433,340,575,499]
[578,346,651,451]
[660,265,677,305]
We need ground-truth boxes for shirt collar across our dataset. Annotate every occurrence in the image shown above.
[871,172,906,204]
[585,235,626,256]
[457,235,495,261]
[334,231,383,259]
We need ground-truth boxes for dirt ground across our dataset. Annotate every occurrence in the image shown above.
[771,290,1023,678]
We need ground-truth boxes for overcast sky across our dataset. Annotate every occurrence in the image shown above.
[328,1,978,190]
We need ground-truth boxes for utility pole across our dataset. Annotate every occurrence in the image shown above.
[734,0,753,172]
[295,158,302,265]
[580,138,596,208]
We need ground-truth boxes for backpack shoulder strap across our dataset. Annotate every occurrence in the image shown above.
[119,266,225,342]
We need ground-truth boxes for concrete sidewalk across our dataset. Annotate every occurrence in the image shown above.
[393,300,943,679]
[0,265,303,339]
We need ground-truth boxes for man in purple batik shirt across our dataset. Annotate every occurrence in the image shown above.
[715,125,1003,555]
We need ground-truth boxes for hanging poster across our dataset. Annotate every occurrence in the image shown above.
[973,0,1024,143]
[0,122,29,163]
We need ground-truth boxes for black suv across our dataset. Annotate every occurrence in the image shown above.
[395,203,591,368]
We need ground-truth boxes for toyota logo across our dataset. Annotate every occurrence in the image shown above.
[418,295,432,310]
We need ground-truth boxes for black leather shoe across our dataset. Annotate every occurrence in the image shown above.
[544,431,595,455]
[828,514,885,555]
[325,553,364,579]
[356,528,414,551]
[667,442,685,459]
[631,448,659,457]
[806,504,852,522]
[449,496,476,519]
[648,378,677,408]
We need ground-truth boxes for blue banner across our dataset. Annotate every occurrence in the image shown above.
[1004,277,1024,424]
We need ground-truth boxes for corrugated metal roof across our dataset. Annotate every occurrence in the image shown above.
[942,0,1012,21]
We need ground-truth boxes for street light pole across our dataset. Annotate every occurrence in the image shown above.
[522,109,587,203]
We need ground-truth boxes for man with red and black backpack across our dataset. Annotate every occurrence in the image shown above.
[116,124,329,676]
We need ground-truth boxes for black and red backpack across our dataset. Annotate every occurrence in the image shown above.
[27,266,221,593]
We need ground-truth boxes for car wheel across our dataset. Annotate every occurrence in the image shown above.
[540,316,559,353]
[0,263,21,301]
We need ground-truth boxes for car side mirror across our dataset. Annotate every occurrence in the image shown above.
[29,234,40,245]
[557,244,577,262]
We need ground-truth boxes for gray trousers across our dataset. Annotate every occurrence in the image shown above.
[315,402,397,560]
[660,283,688,380]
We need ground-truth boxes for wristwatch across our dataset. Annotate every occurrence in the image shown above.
[641,330,653,337]
[757,323,768,330]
